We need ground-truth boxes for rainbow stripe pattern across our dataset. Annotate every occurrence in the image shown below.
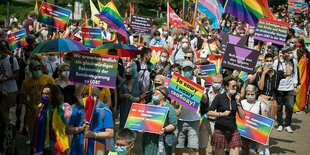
[200,64,216,76]
[34,0,39,14]
[225,0,273,26]
[8,29,27,50]
[168,73,205,111]
[95,1,129,38]
[82,28,102,48]
[37,2,71,30]
[125,103,169,134]
[198,0,223,29]
[236,110,274,145]
[238,71,248,81]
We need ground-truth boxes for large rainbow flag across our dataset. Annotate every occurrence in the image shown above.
[224,0,273,26]
[95,1,129,38]
[198,0,223,29]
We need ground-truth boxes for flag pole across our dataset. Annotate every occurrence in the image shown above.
[167,2,170,29]
[192,0,199,26]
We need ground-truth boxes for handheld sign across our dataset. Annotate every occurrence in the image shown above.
[254,18,289,46]
[37,2,71,30]
[81,28,102,48]
[69,52,119,88]
[222,43,260,74]
[125,103,169,134]
[130,15,152,34]
[219,32,247,54]
[236,110,275,145]
[200,64,216,76]
[168,73,205,111]
[304,37,310,51]
[8,29,27,50]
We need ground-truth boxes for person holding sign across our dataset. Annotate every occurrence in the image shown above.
[240,85,269,155]
[208,76,246,155]
[142,86,177,155]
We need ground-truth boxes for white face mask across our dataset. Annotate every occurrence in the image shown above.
[182,43,188,49]
[229,89,237,95]
[61,71,70,79]
[160,56,167,62]
[249,29,255,34]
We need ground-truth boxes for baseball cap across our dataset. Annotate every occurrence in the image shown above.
[182,60,194,68]
[29,60,41,69]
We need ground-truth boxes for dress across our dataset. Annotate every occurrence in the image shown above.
[118,79,143,128]
[142,102,178,155]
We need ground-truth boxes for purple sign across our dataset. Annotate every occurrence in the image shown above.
[130,15,153,34]
[69,52,119,88]
[219,32,247,54]
[222,43,259,73]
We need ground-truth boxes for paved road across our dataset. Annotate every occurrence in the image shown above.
[14,107,310,155]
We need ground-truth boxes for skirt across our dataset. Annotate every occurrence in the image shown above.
[211,129,242,149]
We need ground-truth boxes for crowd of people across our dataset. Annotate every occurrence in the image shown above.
[0,2,310,155]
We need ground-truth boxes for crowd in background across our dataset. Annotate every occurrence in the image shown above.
[0,2,310,155]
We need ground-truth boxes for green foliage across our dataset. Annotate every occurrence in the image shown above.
[0,1,34,22]
[154,17,167,27]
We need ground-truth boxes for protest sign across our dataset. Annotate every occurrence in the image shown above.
[7,29,27,50]
[37,2,71,30]
[254,18,289,46]
[69,52,119,88]
[168,73,205,111]
[304,37,310,51]
[236,110,275,145]
[125,103,169,134]
[219,32,247,54]
[222,43,259,73]
[150,46,165,63]
[130,15,152,34]
[200,64,216,76]
[203,76,212,86]
[81,28,102,48]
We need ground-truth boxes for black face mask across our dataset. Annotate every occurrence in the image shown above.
[125,75,133,80]
[154,83,162,88]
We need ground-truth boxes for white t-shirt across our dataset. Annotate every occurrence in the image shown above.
[0,55,19,92]
[241,99,266,115]
[178,77,204,121]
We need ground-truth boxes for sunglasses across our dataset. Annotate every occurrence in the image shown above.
[184,56,192,60]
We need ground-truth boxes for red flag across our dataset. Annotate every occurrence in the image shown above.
[130,2,134,15]
[83,12,88,28]
[167,4,194,31]
[84,96,96,122]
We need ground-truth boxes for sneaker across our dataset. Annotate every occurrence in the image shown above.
[284,126,293,133]
[277,125,283,131]
[265,148,271,155]
[26,139,31,145]
[296,111,305,115]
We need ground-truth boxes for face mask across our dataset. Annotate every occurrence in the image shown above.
[207,36,212,40]
[182,43,188,49]
[156,37,161,41]
[152,95,161,104]
[125,74,133,80]
[212,83,222,90]
[249,29,255,34]
[264,62,273,68]
[70,25,76,30]
[288,54,294,60]
[41,95,50,104]
[226,24,231,27]
[182,70,192,78]
[61,71,70,79]
[160,56,167,62]
[48,55,56,61]
[229,89,237,95]
[246,94,256,102]
[154,83,162,88]
[289,43,295,48]
[99,23,103,28]
[163,31,168,36]
[91,96,97,101]
[256,61,261,67]
[114,146,127,155]
[240,34,245,37]
[32,70,42,78]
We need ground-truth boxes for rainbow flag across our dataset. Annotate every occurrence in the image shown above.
[224,0,273,26]
[95,1,129,38]
[294,57,309,112]
[168,4,194,32]
[198,0,223,29]
[97,0,105,11]
[34,0,39,14]
[89,0,100,25]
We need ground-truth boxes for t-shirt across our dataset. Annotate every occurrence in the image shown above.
[208,93,239,132]
[241,100,266,115]
[68,102,114,155]
[23,19,34,35]
[20,75,55,104]
[0,55,19,92]
[99,88,111,103]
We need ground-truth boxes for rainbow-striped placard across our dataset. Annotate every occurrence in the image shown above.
[236,110,274,145]
[8,29,27,50]
[168,73,205,111]
[200,64,216,76]
[125,103,169,134]
[37,2,71,30]
[82,28,102,48]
